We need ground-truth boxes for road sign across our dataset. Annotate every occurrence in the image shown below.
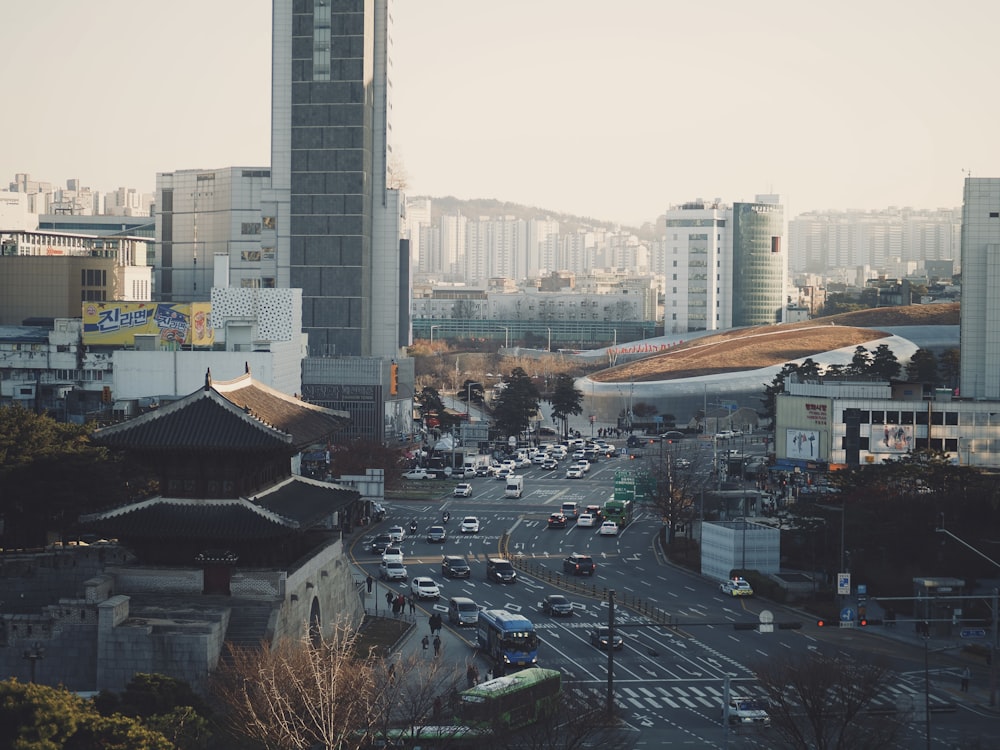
[961,628,987,639]
[837,573,851,595]
[840,607,856,622]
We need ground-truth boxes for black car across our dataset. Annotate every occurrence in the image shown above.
[590,626,624,650]
[370,533,393,555]
[441,555,471,579]
[562,553,596,576]
[542,594,573,617]
[547,513,567,529]
[426,525,447,543]
[486,558,517,583]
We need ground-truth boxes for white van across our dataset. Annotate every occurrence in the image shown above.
[448,596,480,626]
[504,475,524,498]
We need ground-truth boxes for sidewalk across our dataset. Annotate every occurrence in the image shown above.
[858,597,999,712]
[358,581,486,680]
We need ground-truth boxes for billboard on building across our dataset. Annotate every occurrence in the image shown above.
[874,423,913,453]
[786,429,820,459]
[82,302,214,347]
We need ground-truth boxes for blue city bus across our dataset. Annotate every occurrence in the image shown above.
[477,609,539,675]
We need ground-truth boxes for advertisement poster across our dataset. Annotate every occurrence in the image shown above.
[876,423,913,453]
[786,428,819,459]
[82,302,214,347]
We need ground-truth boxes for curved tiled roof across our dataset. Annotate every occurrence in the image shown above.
[93,371,350,451]
[79,476,358,540]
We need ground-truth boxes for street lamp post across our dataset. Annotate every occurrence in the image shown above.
[501,327,509,348]
[22,641,44,683]
[430,325,441,344]
[466,381,482,421]
[546,327,551,352]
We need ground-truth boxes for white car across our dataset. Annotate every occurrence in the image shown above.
[577,513,597,528]
[387,526,405,543]
[720,578,754,597]
[402,468,431,480]
[460,516,480,534]
[381,546,404,564]
[572,450,586,460]
[598,521,619,536]
[565,467,584,479]
[410,576,441,600]
[574,460,591,473]
[379,560,408,581]
[453,483,473,497]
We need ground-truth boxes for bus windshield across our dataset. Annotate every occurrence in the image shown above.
[502,631,538,651]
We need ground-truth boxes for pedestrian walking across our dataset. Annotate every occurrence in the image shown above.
[421,635,429,651]
[433,634,441,656]
[392,599,400,616]
[961,666,971,692]
[429,613,442,635]
[366,575,373,593]
[409,595,416,615]
[385,591,394,608]
[466,663,477,688]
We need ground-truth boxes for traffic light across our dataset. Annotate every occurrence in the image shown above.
[816,619,827,627]
[858,618,882,627]
[778,622,803,630]
[733,622,758,631]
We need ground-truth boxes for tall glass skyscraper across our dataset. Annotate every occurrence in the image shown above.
[731,199,786,327]
[270,0,406,360]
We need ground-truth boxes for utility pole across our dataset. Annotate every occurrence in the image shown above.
[606,589,616,719]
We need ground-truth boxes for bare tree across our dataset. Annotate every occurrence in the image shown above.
[753,651,907,750]
[494,687,635,750]
[211,621,377,750]
[212,623,472,750]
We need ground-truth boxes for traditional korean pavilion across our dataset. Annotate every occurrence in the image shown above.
[82,368,358,575]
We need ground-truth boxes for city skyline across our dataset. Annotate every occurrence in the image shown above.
[3,1,996,226]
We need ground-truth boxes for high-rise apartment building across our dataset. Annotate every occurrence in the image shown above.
[787,208,960,275]
[959,177,1000,399]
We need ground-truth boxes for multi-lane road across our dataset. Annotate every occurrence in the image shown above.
[351,444,997,748]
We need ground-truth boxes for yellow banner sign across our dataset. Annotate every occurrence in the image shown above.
[82,302,214,346]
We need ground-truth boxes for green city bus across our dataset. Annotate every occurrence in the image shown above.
[457,667,562,730]
[602,497,633,527]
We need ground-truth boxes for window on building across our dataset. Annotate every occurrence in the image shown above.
[945,412,958,425]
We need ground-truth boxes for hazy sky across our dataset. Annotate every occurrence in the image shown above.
[4,1,996,225]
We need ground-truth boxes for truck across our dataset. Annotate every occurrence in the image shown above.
[504,474,524,498]
[462,454,491,475]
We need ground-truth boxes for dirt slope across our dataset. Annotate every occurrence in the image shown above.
[591,304,958,383]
